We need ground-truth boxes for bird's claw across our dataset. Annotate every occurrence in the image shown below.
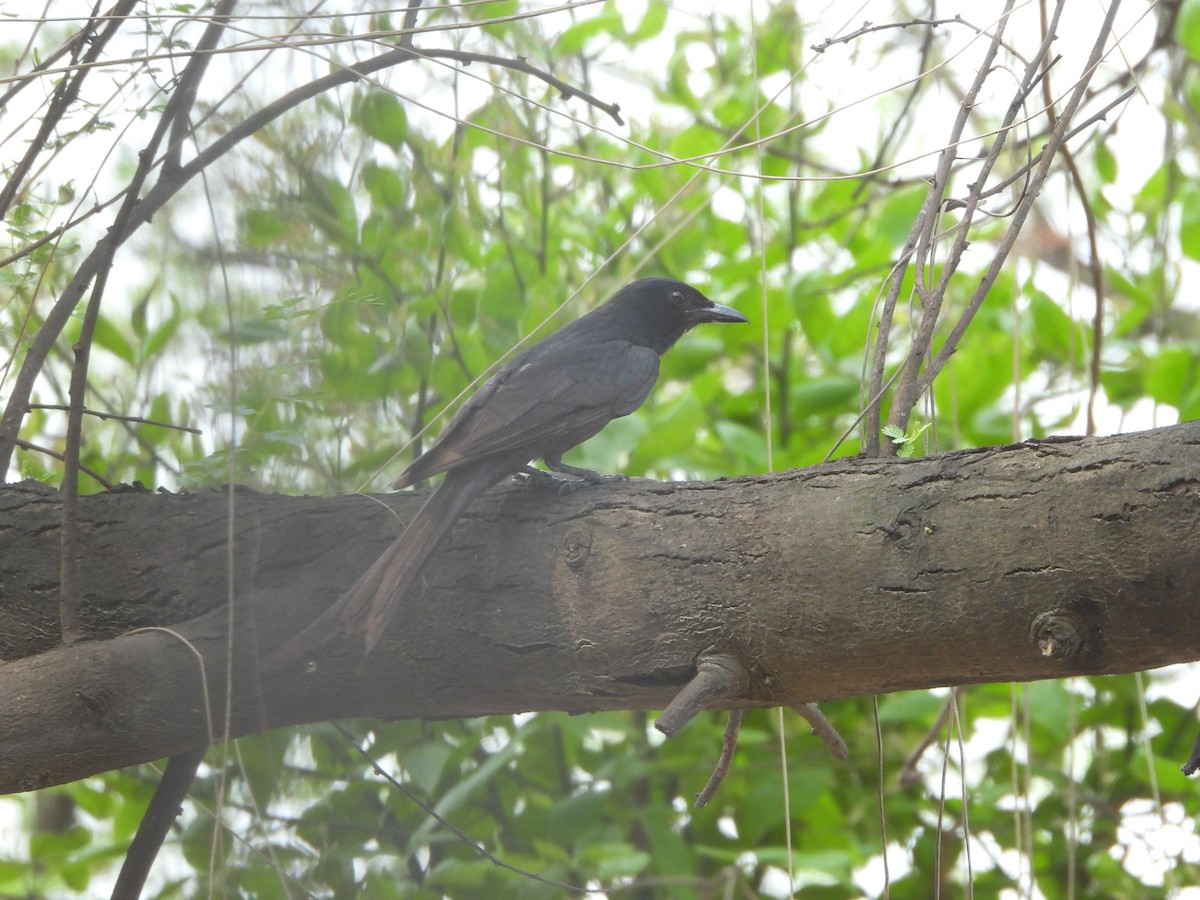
[514,468,629,495]
[554,472,629,495]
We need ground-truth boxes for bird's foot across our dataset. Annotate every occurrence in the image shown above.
[514,466,561,488]
[515,465,628,496]
[553,472,629,496]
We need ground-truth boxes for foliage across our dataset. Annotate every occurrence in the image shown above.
[3,0,1200,897]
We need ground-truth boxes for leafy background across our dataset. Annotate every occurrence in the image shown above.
[3,0,1200,896]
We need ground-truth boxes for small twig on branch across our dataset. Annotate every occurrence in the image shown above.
[399,0,423,50]
[695,710,743,809]
[58,0,240,647]
[864,0,1019,455]
[0,0,140,222]
[973,87,1136,204]
[813,14,1027,62]
[26,404,203,435]
[656,653,750,738]
[899,688,961,787]
[14,438,115,490]
[908,0,1123,406]
[882,0,1046,448]
[794,702,849,761]
[417,47,623,125]
[1036,0,1105,437]
[852,14,938,200]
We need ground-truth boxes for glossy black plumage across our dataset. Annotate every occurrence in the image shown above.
[266,277,747,669]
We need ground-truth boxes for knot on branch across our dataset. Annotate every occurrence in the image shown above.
[1031,610,1084,660]
[561,528,592,570]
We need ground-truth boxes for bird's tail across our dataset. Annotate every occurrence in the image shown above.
[264,462,507,671]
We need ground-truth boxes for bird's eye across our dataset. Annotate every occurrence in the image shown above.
[670,290,686,307]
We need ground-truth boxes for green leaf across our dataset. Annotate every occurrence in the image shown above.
[1094,140,1118,184]
[555,10,623,55]
[629,2,667,43]
[93,313,136,364]
[239,207,291,249]
[1028,289,1079,362]
[1145,345,1197,407]
[352,89,408,148]
[1177,0,1200,60]
[791,375,859,415]
[1180,186,1200,261]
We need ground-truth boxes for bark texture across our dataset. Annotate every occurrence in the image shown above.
[2,422,1199,793]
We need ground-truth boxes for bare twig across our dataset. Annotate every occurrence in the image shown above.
[410,47,623,125]
[909,0,1123,404]
[14,438,115,490]
[1036,0,1106,436]
[883,0,1053,446]
[1181,729,1200,777]
[0,27,624,472]
[974,87,1136,203]
[794,702,849,761]
[0,0,140,222]
[695,710,743,808]
[864,0,1019,455]
[399,0,423,50]
[27,404,203,435]
[812,16,1025,61]
[899,688,962,787]
[655,654,750,738]
[853,13,939,199]
[58,0,239,647]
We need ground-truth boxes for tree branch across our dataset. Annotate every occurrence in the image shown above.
[2,422,1199,792]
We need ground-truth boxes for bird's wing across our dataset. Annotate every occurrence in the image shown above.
[398,340,659,484]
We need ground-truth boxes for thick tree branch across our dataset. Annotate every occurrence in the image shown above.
[2,422,1199,793]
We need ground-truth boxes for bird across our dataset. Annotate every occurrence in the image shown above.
[265,276,748,670]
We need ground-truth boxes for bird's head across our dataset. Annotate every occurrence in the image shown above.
[606,277,748,353]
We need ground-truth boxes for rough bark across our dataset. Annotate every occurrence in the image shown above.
[2,422,1199,793]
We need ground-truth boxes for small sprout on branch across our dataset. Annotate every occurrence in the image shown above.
[882,421,931,458]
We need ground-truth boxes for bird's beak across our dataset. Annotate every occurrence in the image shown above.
[693,302,749,325]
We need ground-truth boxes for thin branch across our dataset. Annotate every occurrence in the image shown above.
[865,0,1018,454]
[794,702,849,761]
[399,0,423,50]
[884,0,1057,444]
[419,48,622,125]
[899,688,962,787]
[852,14,938,200]
[974,87,1136,203]
[911,0,1124,402]
[656,654,750,738]
[812,15,1023,61]
[14,438,115,490]
[161,5,238,177]
[0,31,624,472]
[695,710,742,809]
[0,0,140,222]
[27,404,202,435]
[111,747,206,900]
[59,0,240,646]
[1036,0,1106,437]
